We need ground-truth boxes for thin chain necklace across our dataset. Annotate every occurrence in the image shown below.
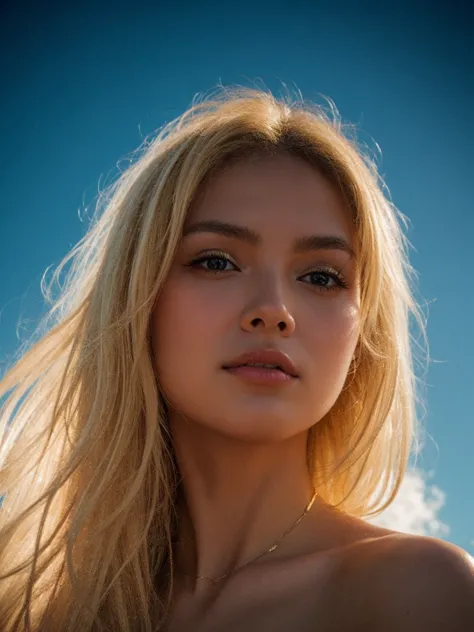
[187,489,318,584]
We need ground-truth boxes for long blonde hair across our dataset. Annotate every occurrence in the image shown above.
[0,86,428,631]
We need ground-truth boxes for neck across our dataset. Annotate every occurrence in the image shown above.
[169,416,318,596]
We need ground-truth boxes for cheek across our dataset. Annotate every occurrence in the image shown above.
[323,304,359,353]
[278,304,358,424]
[305,304,359,393]
[157,284,227,338]
[151,284,227,383]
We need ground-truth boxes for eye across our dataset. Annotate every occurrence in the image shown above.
[299,268,349,293]
[187,251,237,273]
[186,251,349,294]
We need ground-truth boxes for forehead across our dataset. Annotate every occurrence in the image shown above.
[185,153,354,241]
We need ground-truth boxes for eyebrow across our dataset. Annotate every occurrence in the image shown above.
[182,220,356,259]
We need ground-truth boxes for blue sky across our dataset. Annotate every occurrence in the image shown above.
[0,1,472,553]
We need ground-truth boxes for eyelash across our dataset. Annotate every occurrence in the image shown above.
[186,250,349,293]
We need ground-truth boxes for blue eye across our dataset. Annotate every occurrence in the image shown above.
[187,251,348,293]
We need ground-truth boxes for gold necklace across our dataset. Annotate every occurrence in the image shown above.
[191,489,318,584]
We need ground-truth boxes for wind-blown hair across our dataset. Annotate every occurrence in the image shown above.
[0,86,428,631]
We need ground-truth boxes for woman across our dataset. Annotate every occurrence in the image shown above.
[0,87,472,632]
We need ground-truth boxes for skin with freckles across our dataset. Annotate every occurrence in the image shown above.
[151,153,400,630]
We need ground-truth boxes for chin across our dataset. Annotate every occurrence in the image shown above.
[201,409,307,443]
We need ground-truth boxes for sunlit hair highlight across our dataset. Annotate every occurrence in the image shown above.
[0,85,428,631]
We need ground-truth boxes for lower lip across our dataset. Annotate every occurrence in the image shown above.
[223,366,296,384]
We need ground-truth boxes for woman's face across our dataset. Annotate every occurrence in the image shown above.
[151,152,361,442]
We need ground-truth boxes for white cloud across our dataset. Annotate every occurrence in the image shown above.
[364,468,450,538]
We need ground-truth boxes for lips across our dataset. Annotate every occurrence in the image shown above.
[222,349,299,378]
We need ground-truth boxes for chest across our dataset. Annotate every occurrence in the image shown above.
[163,554,377,632]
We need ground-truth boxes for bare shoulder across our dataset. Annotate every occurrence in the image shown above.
[364,533,474,631]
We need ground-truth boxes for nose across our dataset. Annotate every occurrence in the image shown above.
[240,272,296,335]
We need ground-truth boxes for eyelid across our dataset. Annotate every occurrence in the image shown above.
[192,249,237,264]
[302,263,343,275]
[190,250,347,279]
[192,250,345,271]
[195,249,233,258]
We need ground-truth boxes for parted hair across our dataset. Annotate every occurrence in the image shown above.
[0,85,428,631]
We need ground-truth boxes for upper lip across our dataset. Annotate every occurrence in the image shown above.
[223,349,299,378]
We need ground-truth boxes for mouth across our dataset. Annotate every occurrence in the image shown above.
[222,349,299,378]
[226,363,287,373]
[222,364,297,385]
